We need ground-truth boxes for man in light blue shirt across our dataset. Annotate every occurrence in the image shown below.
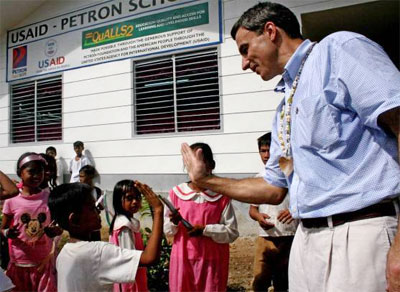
[181,2,400,291]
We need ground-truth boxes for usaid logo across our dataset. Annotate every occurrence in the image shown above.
[45,39,57,57]
[12,46,27,69]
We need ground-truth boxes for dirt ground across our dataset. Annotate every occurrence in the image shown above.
[228,236,256,291]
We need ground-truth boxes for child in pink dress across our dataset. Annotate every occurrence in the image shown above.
[109,180,148,292]
[1,152,56,291]
[164,143,239,292]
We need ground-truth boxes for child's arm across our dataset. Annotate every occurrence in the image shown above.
[199,200,239,244]
[249,205,275,230]
[163,191,180,237]
[1,214,19,239]
[0,171,18,200]
[134,181,163,266]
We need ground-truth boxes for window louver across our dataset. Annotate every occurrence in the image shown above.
[134,49,221,135]
[11,76,62,143]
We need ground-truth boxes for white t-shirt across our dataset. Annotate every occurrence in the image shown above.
[57,241,142,292]
[68,155,91,182]
[254,169,298,237]
[56,158,64,185]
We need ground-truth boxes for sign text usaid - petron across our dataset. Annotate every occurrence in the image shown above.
[7,0,222,82]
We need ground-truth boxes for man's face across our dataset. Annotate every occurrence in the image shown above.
[259,145,270,165]
[235,27,279,81]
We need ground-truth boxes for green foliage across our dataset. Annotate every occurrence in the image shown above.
[142,228,171,292]
[140,196,172,292]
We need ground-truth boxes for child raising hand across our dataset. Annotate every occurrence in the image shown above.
[48,182,163,292]
[109,179,158,292]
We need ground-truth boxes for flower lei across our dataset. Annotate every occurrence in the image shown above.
[279,42,316,158]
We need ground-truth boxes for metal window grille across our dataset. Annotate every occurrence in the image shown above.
[10,76,62,143]
[134,49,221,135]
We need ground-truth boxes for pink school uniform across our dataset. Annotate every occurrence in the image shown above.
[109,215,148,292]
[165,183,239,292]
[2,189,56,291]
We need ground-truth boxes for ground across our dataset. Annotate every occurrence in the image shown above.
[228,236,256,291]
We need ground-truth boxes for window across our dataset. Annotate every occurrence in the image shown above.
[134,49,221,135]
[10,76,62,143]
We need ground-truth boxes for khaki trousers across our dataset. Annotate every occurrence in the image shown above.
[289,216,398,292]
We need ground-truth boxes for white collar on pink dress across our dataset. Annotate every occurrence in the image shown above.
[172,182,223,202]
[114,215,140,232]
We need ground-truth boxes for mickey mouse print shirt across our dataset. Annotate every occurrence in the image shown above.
[3,189,52,265]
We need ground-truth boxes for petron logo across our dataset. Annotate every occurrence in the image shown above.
[12,46,28,76]
[13,46,27,69]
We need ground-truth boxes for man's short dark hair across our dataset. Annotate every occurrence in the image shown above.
[48,183,92,230]
[258,132,271,149]
[231,2,302,40]
[73,141,84,148]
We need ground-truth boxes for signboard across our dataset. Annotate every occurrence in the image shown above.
[6,0,222,82]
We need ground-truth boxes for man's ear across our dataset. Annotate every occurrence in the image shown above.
[263,21,277,42]
[68,212,80,227]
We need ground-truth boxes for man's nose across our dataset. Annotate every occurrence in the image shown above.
[242,57,250,70]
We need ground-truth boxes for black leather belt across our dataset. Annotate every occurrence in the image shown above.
[301,201,397,229]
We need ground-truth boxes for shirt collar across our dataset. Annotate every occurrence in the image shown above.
[275,39,312,93]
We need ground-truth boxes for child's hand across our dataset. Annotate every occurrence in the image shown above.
[44,220,63,238]
[134,181,163,213]
[257,213,275,230]
[277,209,294,224]
[187,224,204,237]
[5,224,20,239]
[169,211,182,225]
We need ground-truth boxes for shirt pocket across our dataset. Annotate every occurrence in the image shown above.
[294,95,339,151]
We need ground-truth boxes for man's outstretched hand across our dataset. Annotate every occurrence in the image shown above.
[181,143,209,183]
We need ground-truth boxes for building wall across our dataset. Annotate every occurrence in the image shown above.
[0,0,376,234]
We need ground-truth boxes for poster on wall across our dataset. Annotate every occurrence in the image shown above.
[6,0,222,82]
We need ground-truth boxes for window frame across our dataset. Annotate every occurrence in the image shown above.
[9,74,63,145]
[132,47,223,137]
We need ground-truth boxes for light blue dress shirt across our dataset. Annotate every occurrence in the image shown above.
[264,32,400,219]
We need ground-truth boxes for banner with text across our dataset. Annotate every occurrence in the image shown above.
[7,0,222,82]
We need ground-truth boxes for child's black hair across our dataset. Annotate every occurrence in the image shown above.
[190,142,216,170]
[45,146,57,155]
[79,165,97,179]
[39,153,57,190]
[16,152,46,177]
[257,132,271,150]
[48,183,93,230]
[73,141,84,148]
[109,180,141,235]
